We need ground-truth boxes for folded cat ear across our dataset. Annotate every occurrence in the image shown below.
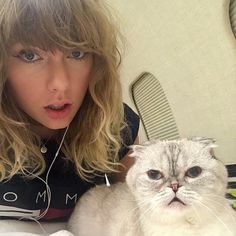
[129,139,161,158]
[189,136,218,148]
[129,144,147,158]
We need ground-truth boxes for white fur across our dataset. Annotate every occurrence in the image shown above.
[68,183,141,236]
[68,139,236,236]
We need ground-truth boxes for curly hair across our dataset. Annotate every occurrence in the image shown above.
[0,0,125,180]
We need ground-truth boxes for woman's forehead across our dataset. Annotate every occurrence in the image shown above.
[1,0,86,48]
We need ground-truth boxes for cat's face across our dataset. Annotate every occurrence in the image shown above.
[126,138,228,220]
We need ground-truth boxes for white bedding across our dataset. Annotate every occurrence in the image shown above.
[0,220,73,236]
[0,230,73,236]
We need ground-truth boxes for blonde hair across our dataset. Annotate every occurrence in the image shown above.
[0,0,125,180]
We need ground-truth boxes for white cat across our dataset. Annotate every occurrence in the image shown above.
[68,138,236,236]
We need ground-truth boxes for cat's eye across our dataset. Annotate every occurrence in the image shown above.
[147,170,163,180]
[185,166,202,178]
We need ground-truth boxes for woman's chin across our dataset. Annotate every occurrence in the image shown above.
[31,121,70,137]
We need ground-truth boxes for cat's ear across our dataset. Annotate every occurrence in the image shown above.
[129,139,161,158]
[189,136,218,148]
[129,144,147,158]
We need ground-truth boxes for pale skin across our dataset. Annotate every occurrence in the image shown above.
[5,43,93,136]
[5,43,138,181]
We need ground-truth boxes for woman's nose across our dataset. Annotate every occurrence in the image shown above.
[47,58,70,93]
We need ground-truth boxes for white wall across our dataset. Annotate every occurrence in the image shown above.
[107,0,236,164]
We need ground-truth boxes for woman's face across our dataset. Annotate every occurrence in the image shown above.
[5,43,93,133]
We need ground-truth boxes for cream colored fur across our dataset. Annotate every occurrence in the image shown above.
[68,138,236,236]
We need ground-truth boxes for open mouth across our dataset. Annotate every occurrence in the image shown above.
[46,104,70,111]
[168,197,186,205]
[44,103,72,119]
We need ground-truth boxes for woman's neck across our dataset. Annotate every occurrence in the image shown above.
[31,125,59,139]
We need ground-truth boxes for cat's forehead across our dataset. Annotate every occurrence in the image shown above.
[146,139,203,155]
[132,139,210,167]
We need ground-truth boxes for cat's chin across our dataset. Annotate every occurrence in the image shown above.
[161,198,189,218]
[168,201,186,209]
[154,204,191,225]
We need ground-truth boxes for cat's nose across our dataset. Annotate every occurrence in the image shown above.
[170,183,179,192]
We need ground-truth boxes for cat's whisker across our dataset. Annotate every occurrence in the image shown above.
[116,196,151,235]
[191,205,202,224]
[137,204,155,227]
[202,195,236,223]
[137,193,169,226]
[135,192,163,209]
[194,199,235,236]
[203,193,230,200]
[127,194,160,228]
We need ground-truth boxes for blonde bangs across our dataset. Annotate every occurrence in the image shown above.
[0,0,115,54]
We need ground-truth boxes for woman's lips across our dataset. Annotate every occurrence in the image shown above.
[44,103,72,119]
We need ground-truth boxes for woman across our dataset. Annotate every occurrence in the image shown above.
[0,0,139,229]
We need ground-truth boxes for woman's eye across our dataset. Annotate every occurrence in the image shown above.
[185,166,202,178]
[17,50,41,62]
[70,50,85,59]
[147,169,163,180]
